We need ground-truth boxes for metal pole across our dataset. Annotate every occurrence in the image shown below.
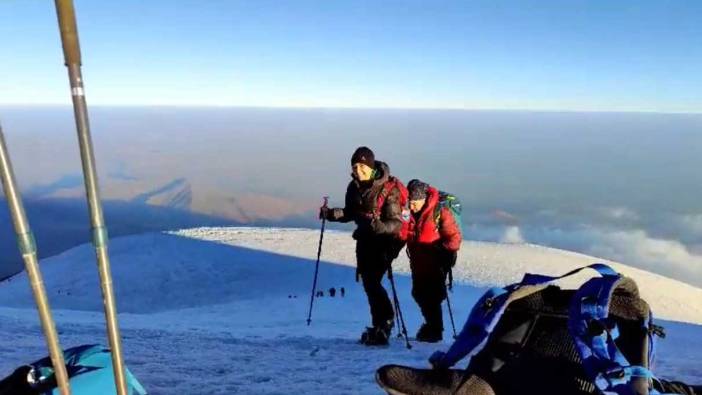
[444,266,458,338]
[0,126,71,395]
[445,290,457,339]
[53,1,127,394]
[307,197,328,325]
[387,267,412,349]
[393,304,402,338]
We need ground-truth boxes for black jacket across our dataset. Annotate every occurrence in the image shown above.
[326,161,403,240]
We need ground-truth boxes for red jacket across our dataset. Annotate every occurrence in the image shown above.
[407,186,462,252]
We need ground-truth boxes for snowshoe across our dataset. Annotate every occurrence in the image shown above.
[652,381,702,395]
[416,323,443,343]
[376,366,702,395]
[376,365,492,395]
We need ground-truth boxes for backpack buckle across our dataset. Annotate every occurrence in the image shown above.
[650,324,666,339]
[607,368,626,380]
[587,320,606,337]
[483,297,496,310]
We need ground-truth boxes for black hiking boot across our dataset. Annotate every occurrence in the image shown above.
[360,319,394,346]
[416,323,443,343]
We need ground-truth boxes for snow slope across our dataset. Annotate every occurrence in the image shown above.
[0,227,699,394]
[175,227,702,324]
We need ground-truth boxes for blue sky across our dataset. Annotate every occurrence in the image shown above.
[0,0,700,112]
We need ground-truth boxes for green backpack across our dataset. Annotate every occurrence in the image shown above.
[434,191,463,235]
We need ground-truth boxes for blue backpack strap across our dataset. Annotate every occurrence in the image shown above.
[568,272,675,395]
[429,263,617,369]
[430,286,512,368]
[520,262,618,286]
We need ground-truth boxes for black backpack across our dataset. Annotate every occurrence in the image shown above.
[377,264,701,395]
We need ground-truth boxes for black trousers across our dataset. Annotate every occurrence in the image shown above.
[411,273,447,329]
[409,246,448,330]
[356,239,396,327]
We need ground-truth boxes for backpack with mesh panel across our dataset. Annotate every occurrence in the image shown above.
[377,264,700,395]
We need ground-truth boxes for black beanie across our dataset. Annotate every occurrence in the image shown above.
[351,146,375,168]
[407,179,429,200]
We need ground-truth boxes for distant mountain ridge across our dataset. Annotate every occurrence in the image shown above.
[24,174,315,224]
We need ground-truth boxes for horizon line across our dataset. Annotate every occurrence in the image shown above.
[0,103,700,116]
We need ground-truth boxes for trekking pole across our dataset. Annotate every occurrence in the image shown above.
[307,196,328,325]
[0,127,72,395]
[53,2,127,393]
[444,256,457,338]
[445,284,458,339]
[387,267,412,349]
[393,307,402,338]
[395,249,409,338]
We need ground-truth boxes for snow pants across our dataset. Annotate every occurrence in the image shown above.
[356,238,396,328]
[408,244,448,330]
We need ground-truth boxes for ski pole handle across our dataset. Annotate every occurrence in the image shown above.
[318,196,330,221]
[55,0,82,66]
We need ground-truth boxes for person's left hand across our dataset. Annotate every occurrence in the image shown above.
[446,250,457,268]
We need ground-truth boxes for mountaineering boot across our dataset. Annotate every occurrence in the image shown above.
[416,302,444,343]
[416,323,443,343]
[360,327,389,346]
[360,319,394,346]
[360,327,373,344]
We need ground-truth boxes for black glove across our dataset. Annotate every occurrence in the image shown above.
[446,250,457,268]
[441,251,457,278]
[319,206,330,220]
[433,242,456,272]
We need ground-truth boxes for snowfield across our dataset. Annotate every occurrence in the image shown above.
[0,227,700,394]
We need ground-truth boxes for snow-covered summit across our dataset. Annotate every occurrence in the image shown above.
[0,227,699,394]
[177,227,702,324]
[0,227,700,324]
